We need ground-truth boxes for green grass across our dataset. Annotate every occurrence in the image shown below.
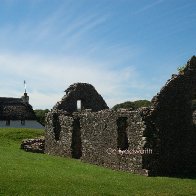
[0,128,195,196]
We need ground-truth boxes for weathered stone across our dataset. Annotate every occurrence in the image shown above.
[53,83,108,113]
[21,138,45,153]
[148,56,196,176]
[45,56,196,177]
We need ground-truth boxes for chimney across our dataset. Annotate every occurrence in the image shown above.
[21,80,29,103]
[21,92,29,104]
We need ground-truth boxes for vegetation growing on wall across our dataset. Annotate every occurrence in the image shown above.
[177,64,186,73]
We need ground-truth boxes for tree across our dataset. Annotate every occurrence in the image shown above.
[112,100,151,110]
[34,109,50,126]
[133,100,152,108]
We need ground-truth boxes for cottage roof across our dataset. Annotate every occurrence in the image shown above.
[0,97,37,120]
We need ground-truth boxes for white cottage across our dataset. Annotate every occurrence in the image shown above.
[0,92,43,129]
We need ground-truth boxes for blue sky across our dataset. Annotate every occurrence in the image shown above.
[0,0,195,109]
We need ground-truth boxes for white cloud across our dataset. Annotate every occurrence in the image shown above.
[0,2,162,109]
[0,2,110,54]
[0,52,152,109]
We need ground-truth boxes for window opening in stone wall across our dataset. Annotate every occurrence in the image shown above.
[21,120,25,126]
[53,113,61,141]
[71,118,82,159]
[6,120,10,126]
[116,117,129,150]
[77,100,82,111]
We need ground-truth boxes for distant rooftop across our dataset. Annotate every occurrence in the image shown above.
[0,96,36,120]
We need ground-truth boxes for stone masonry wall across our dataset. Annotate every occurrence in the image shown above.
[148,56,196,176]
[45,109,151,175]
[53,83,108,113]
[193,110,196,125]
[80,109,150,175]
[45,110,73,157]
[45,56,196,177]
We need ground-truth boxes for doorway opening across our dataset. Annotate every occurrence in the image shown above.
[71,118,82,159]
[116,117,129,150]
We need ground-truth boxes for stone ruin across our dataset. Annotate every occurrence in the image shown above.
[53,83,109,113]
[21,138,45,153]
[45,56,196,176]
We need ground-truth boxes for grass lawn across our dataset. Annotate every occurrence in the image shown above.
[0,128,195,196]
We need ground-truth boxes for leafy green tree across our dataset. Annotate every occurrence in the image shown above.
[133,100,152,108]
[112,100,151,110]
[113,101,136,110]
[34,109,50,126]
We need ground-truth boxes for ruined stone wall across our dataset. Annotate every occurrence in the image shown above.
[45,56,196,177]
[193,110,196,125]
[148,56,196,176]
[45,109,151,175]
[45,110,73,157]
[53,83,108,113]
[80,109,150,175]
